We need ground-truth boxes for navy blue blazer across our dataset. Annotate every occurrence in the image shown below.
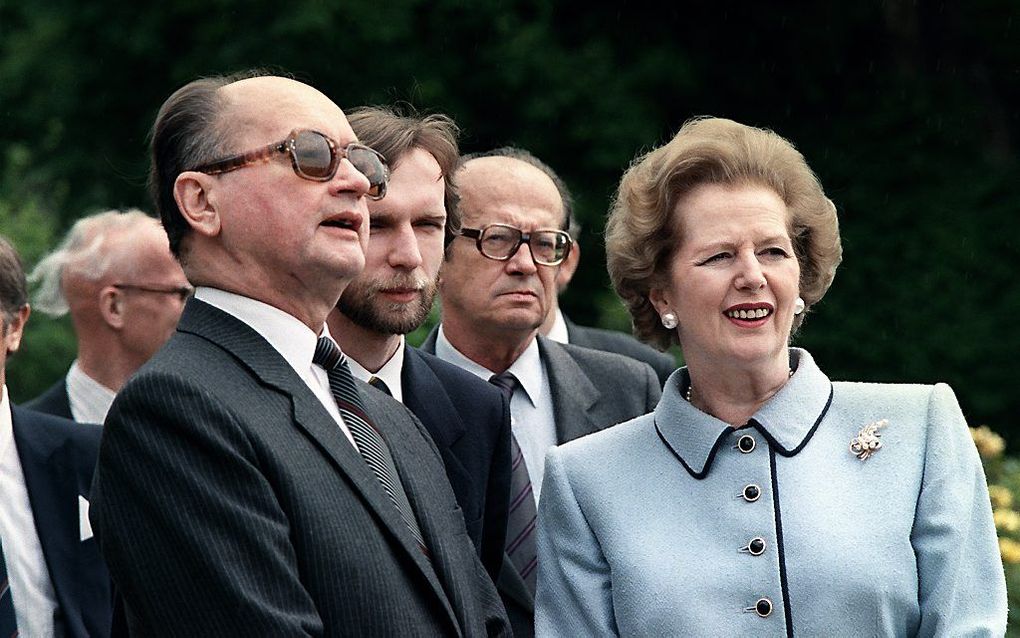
[10,405,111,638]
[23,378,74,420]
[401,346,511,581]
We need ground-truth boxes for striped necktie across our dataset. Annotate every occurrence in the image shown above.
[1,539,18,637]
[313,337,430,556]
[489,371,538,593]
[368,376,391,396]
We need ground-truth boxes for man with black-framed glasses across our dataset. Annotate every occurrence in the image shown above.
[421,147,661,637]
[89,72,509,637]
[26,209,189,423]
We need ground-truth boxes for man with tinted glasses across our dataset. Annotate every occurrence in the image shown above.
[325,106,512,583]
[25,209,189,423]
[421,148,661,637]
[90,72,509,637]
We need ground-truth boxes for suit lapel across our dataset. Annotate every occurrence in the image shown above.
[538,336,601,444]
[10,407,81,625]
[401,347,470,478]
[361,389,461,633]
[177,300,447,601]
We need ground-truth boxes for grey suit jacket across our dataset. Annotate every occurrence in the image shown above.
[90,299,509,637]
[422,327,661,637]
[564,316,677,388]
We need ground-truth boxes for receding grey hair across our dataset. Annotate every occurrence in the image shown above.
[29,209,158,316]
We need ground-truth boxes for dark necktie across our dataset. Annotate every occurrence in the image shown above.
[489,371,539,594]
[1,539,18,637]
[368,376,391,396]
[313,337,429,556]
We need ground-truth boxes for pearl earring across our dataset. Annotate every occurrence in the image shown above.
[661,312,678,329]
[794,297,805,315]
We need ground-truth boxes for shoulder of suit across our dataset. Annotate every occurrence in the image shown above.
[553,339,659,377]
[407,347,503,400]
[11,404,102,451]
[22,378,67,409]
[571,324,673,362]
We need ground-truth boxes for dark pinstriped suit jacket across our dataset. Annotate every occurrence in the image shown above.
[90,299,509,637]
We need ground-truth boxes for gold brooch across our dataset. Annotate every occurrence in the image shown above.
[850,419,888,461]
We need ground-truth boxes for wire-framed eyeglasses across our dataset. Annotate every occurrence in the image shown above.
[457,223,572,266]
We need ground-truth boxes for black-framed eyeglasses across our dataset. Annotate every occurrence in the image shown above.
[457,223,572,266]
[112,283,194,303]
[191,128,390,200]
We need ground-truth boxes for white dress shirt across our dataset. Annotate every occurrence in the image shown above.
[195,287,357,447]
[545,308,570,344]
[345,337,405,403]
[434,327,557,501]
[0,385,60,637]
[66,359,116,424]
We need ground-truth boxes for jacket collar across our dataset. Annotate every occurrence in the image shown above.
[655,348,833,479]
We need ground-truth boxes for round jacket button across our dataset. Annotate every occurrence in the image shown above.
[737,435,756,453]
[741,484,761,502]
[748,537,766,555]
[755,597,773,617]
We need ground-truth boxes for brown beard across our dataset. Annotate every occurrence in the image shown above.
[336,272,438,335]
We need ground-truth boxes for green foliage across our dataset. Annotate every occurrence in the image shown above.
[0,0,1016,444]
[972,425,1020,634]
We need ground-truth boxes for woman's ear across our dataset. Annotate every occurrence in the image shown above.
[173,171,223,238]
[648,286,671,317]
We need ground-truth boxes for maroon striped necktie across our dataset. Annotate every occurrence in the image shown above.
[489,371,538,593]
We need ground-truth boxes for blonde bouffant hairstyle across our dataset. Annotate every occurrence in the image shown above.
[606,117,842,350]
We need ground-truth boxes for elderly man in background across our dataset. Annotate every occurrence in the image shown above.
[25,209,190,422]
[422,147,661,637]
[0,235,111,637]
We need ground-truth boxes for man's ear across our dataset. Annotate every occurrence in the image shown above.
[2,304,31,355]
[555,241,580,293]
[173,171,223,238]
[98,287,126,330]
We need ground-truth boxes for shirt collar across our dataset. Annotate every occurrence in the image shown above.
[345,337,405,403]
[66,359,117,424]
[435,325,544,407]
[0,385,12,461]
[545,308,569,344]
[655,348,834,478]
[194,287,322,375]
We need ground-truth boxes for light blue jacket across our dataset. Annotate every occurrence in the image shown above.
[536,349,1006,637]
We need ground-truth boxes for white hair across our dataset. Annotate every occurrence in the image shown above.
[29,209,158,316]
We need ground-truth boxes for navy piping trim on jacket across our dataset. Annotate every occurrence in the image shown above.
[654,424,732,480]
[743,383,834,457]
[770,446,794,638]
[655,383,834,480]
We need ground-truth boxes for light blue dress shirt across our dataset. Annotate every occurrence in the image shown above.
[536,348,1006,637]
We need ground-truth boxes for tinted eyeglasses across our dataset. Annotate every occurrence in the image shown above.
[457,223,572,266]
[192,129,390,200]
[112,283,193,303]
